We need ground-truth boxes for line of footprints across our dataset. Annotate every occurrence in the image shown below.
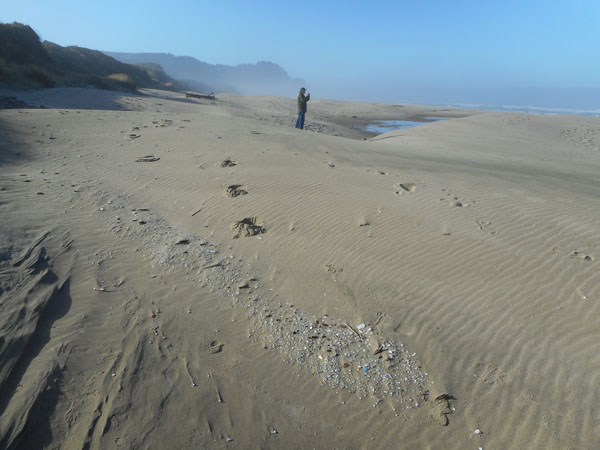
[217,158,266,239]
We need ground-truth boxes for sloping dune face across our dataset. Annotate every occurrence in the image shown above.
[0,227,73,449]
[1,88,599,449]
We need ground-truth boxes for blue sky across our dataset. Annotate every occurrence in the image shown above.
[4,1,600,106]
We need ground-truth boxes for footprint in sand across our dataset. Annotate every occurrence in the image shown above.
[441,189,473,207]
[223,184,248,197]
[218,158,237,168]
[230,217,266,238]
[552,247,595,262]
[325,263,343,274]
[393,322,416,336]
[135,155,160,162]
[151,119,174,128]
[570,251,595,261]
[474,363,508,386]
[367,169,388,176]
[476,220,498,235]
[394,182,416,195]
[429,393,456,426]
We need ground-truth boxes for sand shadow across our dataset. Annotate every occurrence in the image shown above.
[0,118,36,165]
[0,278,72,449]
[0,87,136,111]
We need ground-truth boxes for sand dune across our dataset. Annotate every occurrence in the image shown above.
[1,88,599,449]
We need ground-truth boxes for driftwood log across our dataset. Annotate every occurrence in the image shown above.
[185,92,216,100]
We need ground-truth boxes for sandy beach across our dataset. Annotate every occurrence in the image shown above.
[1,87,599,449]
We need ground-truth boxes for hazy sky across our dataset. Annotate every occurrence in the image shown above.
[4,0,600,106]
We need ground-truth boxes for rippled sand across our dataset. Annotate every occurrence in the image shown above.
[1,88,599,449]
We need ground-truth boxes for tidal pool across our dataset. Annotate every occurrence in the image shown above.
[363,117,449,133]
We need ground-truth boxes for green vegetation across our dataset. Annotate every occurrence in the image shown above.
[133,62,187,90]
[0,22,55,88]
[0,22,185,92]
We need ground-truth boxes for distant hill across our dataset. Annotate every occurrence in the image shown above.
[0,22,186,92]
[104,52,305,96]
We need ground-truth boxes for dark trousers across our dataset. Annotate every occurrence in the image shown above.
[295,111,306,129]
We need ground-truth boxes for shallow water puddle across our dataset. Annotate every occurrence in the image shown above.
[363,117,449,133]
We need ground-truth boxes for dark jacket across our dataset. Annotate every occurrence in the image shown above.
[297,92,310,112]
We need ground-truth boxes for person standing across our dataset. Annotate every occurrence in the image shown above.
[295,87,310,129]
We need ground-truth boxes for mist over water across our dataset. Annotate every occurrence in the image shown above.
[311,83,600,116]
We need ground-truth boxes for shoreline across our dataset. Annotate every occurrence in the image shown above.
[2,86,480,140]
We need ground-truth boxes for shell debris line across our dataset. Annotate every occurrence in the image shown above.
[255,310,428,411]
[97,188,429,412]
